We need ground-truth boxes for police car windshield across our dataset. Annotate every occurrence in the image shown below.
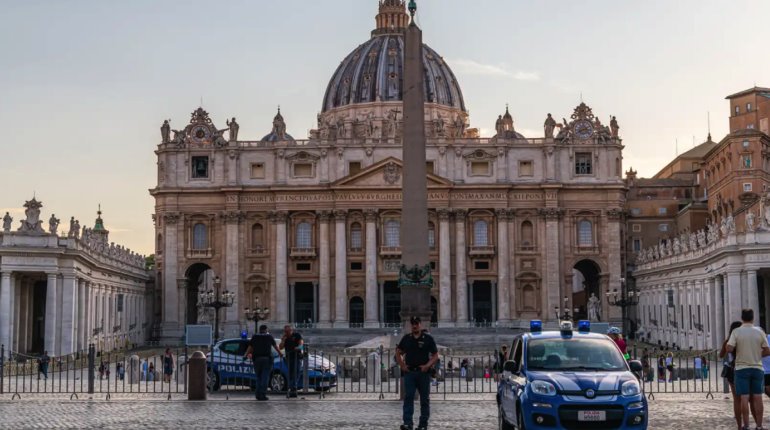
[527,338,627,371]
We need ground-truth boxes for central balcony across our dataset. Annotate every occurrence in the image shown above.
[379,246,402,257]
[290,247,317,259]
[469,245,495,257]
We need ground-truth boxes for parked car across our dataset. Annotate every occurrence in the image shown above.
[497,320,647,429]
[206,338,337,392]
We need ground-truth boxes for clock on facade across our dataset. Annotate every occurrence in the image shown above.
[573,120,594,139]
[191,125,211,143]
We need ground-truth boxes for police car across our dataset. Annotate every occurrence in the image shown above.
[207,337,337,392]
[497,320,647,429]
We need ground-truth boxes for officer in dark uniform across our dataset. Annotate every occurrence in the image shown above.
[396,316,438,430]
[244,325,282,401]
[279,325,304,397]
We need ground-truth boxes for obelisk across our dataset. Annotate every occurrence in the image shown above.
[399,0,432,329]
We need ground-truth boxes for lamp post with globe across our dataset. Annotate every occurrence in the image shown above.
[244,297,270,335]
[607,278,640,338]
[198,276,234,344]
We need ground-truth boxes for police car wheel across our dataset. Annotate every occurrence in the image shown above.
[207,368,221,391]
[270,371,287,392]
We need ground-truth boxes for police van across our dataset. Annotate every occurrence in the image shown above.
[207,337,337,392]
[497,320,647,429]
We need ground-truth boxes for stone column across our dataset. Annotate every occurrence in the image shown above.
[495,209,510,323]
[77,279,86,352]
[317,211,332,328]
[364,209,379,328]
[606,209,623,320]
[44,273,58,355]
[224,210,242,336]
[714,276,725,348]
[507,209,517,320]
[273,211,289,325]
[727,272,742,328]
[454,210,468,326]
[438,209,453,327]
[162,213,181,340]
[0,272,11,352]
[333,210,348,327]
[541,208,562,322]
[748,269,759,322]
[60,274,77,355]
[10,275,18,352]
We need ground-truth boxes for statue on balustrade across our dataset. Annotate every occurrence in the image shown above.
[2,212,12,232]
[746,210,756,232]
[672,238,681,255]
[544,113,557,138]
[48,214,60,235]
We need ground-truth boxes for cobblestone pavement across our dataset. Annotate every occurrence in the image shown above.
[0,395,760,429]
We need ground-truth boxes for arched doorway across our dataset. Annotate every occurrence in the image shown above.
[185,263,215,325]
[349,297,364,326]
[572,259,601,321]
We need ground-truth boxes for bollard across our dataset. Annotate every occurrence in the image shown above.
[187,351,207,400]
[128,355,141,384]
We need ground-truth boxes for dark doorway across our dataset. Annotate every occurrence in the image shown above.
[185,263,213,325]
[573,260,601,321]
[31,281,47,354]
[294,282,315,323]
[349,297,364,325]
[759,276,766,330]
[430,296,438,323]
[471,280,493,324]
[384,281,401,324]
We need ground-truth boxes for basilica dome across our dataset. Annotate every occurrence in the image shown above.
[321,1,466,113]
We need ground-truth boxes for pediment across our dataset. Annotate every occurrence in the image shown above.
[332,157,452,188]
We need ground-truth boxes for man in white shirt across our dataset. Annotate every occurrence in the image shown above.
[727,309,770,430]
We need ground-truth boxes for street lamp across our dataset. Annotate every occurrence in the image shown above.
[607,278,640,337]
[198,276,234,344]
[244,297,270,335]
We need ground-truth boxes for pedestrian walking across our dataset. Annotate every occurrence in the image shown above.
[460,358,468,379]
[98,360,106,380]
[116,363,125,381]
[148,362,155,381]
[694,355,703,380]
[665,352,675,382]
[726,309,770,430]
[244,324,282,401]
[37,351,50,380]
[657,354,666,382]
[702,355,709,380]
[720,321,742,430]
[608,327,630,360]
[163,348,174,383]
[396,316,438,430]
[279,325,304,398]
[763,333,770,400]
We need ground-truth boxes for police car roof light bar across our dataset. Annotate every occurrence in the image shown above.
[530,320,542,333]
[577,320,591,333]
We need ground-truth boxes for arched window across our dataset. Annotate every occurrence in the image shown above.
[473,220,488,246]
[385,219,400,247]
[350,222,363,250]
[192,223,207,249]
[296,222,312,248]
[428,222,436,249]
[578,220,593,246]
[521,221,534,247]
[251,224,264,250]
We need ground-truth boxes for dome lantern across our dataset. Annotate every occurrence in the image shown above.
[374,0,409,36]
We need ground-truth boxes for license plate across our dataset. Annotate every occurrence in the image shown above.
[319,382,331,387]
[578,411,606,422]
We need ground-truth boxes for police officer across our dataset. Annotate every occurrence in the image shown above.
[244,325,282,401]
[279,325,304,398]
[396,316,438,430]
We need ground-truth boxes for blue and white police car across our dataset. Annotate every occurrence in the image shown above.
[497,320,647,429]
[207,337,337,392]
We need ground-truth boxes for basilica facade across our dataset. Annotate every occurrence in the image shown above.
[152,0,626,341]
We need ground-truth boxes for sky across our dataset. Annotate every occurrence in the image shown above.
[1,0,769,255]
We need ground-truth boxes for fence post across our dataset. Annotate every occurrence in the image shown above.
[87,344,95,394]
[302,348,309,395]
[0,344,4,395]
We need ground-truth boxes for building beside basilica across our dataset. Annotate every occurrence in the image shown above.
[0,199,152,356]
[152,0,627,341]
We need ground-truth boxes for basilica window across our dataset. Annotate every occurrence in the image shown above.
[577,220,593,246]
[520,221,534,248]
[470,161,491,176]
[473,220,489,247]
[384,220,400,247]
[192,223,208,250]
[250,163,265,179]
[295,222,312,248]
[191,156,209,179]
[742,155,752,169]
[348,162,362,175]
[519,161,533,177]
[350,222,363,250]
[747,102,752,112]
[744,183,753,192]
[251,223,265,251]
[633,238,642,252]
[293,163,313,178]
[426,161,435,174]
[428,222,436,250]
[575,153,592,175]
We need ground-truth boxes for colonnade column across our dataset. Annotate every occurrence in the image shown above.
[495,209,510,324]
[273,211,289,325]
[161,213,180,340]
[437,209,452,327]
[454,210,468,326]
[44,273,58,355]
[77,279,86,352]
[317,211,332,328]
[364,210,379,328]
[0,272,11,353]
[541,207,562,322]
[727,272,742,327]
[507,209,517,321]
[714,276,725,348]
[60,273,77,355]
[224,210,242,336]
[748,270,759,322]
[333,210,348,327]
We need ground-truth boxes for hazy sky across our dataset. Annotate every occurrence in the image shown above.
[2,0,768,255]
